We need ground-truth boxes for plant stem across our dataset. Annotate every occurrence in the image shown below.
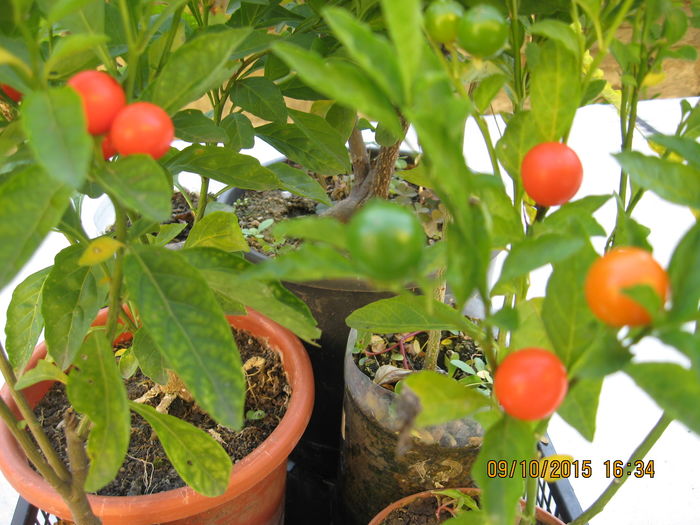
[106,200,127,344]
[425,268,447,372]
[0,395,67,490]
[155,5,184,75]
[119,0,139,100]
[523,462,538,524]
[195,177,210,223]
[570,412,672,525]
[508,0,524,109]
[0,343,71,482]
[474,113,501,178]
[64,413,101,525]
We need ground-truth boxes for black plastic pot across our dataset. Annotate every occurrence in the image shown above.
[337,329,484,525]
[242,249,395,482]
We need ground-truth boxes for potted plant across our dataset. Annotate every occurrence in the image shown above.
[0,1,323,523]
[249,0,699,523]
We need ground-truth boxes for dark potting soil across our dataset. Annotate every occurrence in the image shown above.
[31,328,290,497]
[355,331,484,389]
[232,155,443,255]
[381,494,549,525]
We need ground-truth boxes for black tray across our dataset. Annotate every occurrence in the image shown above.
[13,437,587,524]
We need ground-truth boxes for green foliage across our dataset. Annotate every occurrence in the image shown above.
[67,331,130,492]
[129,401,232,497]
[42,246,107,369]
[123,246,246,430]
[403,371,491,428]
[4,267,50,372]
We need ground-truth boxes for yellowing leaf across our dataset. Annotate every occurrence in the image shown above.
[79,237,124,266]
[642,71,666,87]
[539,454,574,482]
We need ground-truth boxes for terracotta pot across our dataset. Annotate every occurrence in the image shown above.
[368,488,566,525]
[0,308,314,525]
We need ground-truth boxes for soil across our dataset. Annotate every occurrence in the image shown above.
[382,493,466,525]
[381,493,548,525]
[31,328,290,497]
[231,154,444,255]
[164,191,200,243]
[355,331,484,388]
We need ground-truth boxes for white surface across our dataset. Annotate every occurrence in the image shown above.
[0,99,698,523]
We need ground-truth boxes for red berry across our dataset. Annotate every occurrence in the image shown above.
[521,142,583,207]
[68,71,126,135]
[494,347,568,421]
[1,84,22,103]
[109,102,174,160]
[101,135,117,160]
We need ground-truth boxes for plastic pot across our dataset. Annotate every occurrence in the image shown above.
[0,308,314,525]
[338,330,484,525]
[368,488,566,525]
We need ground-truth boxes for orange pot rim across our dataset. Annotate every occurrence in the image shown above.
[368,487,566,525]
[0,307,314,523]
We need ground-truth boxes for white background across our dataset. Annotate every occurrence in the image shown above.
[0,98,698,523]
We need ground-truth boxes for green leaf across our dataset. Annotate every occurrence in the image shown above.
[153,223,187,247]
[95,155,172,222]
[22,87,92,189]
[615,152,700,208]
[508,298,554,354]
[649,134,700,169]
[267,162,331,205]
[47,0,100,25]
[15,359,68,390]
[67,331,130,492]
[256,121,350,175]
[325,103,356,143]
[535,195,610,238]
[272,216,347,251]
[118,348,138,379]
[477,176,523,248]
[529,19,580,57]
[129,401,232,497]
[346,295,480,337]
[496,111,546,188]
[44,33,107,78]
[131,329,169,385]
[667,222,700,322]
[322,7,403,104]
[42,246,107,369]
[542,246,598,367]
[398,163,433,189]
[247,243,359,282]
[172,109,228,144]
[379,0,421,101]
[180,248,320,342]
[230,76,287,122]
[221,113,255,151]
[473,74,507,113]
[403,371,490,428]
[289,109,351,173]
[557,378,602,441]
[529,40,581,141]
[5,267,50,373]
[495,234,584,289]
[0,167,70,290]
[613,195,651,250]
[184,211,248,252]
[473,416,534,525]
[621,284,664,323]
[123,246,245,429]
[144,27,252,114]
[165,145,280,190]
[571,330,631,379]
[626,363,700,435]
[446,201,491,305]
[272,43,403,137]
